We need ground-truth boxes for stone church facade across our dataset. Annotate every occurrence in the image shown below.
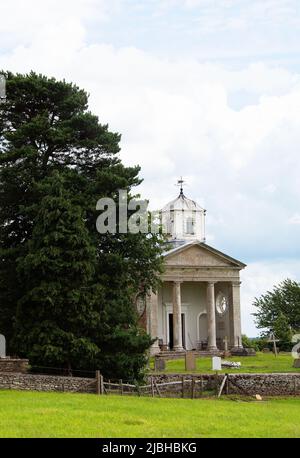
[147,186,246,355]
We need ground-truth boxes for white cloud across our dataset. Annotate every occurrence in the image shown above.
[1,35,300,252]
[262,184,277,194]
[0,0,121,50]
[1,1,300,336]
[159,0,300,31]
[288,214,300,225]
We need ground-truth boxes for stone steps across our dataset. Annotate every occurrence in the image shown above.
[157,350,223,359]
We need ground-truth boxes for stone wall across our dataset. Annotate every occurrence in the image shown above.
[0,371,299,397]
[147,372,300,397]
[0,358,29,373]
[227,373,300,396]
[0,372,96,393]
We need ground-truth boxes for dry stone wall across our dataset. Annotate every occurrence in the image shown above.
[0,371,299,397]
[148,372,300,396]
[0,358,29,373]
[227,373,300,396]
[0,372,96,393]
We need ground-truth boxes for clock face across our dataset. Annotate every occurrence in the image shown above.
[216,293,228,315]
[136,295,146,318]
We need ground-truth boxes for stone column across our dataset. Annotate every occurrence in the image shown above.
[207,281,217,351]
[230,281,243,349]
[150,290,160,355]
[172,281,184,351]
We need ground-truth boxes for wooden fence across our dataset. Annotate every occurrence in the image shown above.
[95,371,218,398]
[95,372,300,398]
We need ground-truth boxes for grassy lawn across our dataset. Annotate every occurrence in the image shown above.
[0,390,299,438]
[152,352,299,374]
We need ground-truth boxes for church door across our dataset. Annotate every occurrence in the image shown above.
[168,313,185,350]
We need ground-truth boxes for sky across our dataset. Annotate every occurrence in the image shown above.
[1,0,300,336]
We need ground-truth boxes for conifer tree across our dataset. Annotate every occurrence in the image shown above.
[15,171,102,371]
[0,72,163,379]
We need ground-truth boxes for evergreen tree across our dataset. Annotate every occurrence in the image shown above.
[0,72,163,379]
[14,171,102,371]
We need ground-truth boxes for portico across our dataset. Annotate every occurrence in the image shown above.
[150,263,244,354]
[147,185,246,355]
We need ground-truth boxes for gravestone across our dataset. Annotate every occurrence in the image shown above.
[293,359,300,368]
[185,351,196,371]
[267,332,280,357]
[223,336,231,357]
[0,334,6,358]
[212,356,222,371]
[154,357,166,372]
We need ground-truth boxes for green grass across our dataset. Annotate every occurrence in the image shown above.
[152,352,299,374]
[0,390,300,438]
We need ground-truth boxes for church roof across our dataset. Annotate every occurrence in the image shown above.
[162,240,246,269]
[161,192,205,212]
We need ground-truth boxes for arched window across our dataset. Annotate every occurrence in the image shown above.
[186,217,194,234]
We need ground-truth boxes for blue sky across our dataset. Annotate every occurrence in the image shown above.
[91,0,300,65]
[1,0,300,335]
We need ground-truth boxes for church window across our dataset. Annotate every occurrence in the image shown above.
[216,293,228,315]
[186,217,195,234]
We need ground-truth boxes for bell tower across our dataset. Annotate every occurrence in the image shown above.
[161,178,206,245]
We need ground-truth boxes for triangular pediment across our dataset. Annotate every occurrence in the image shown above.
[163,242,245,269]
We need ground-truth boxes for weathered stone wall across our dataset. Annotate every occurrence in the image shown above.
[0,371,299,397]
[0,372,96,393]
[0,358,29,373]
[147,373,300,397]
[227,373,300,396]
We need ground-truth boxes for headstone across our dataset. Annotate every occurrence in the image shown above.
[267,332,280,357]
[231,347,256,356]
[154,357,166,372]
[185,351,196,371]
[212,356,222,371]
[0,334,6,358]
[293,359,300,368]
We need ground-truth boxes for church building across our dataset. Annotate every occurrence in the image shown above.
[147,182,246,355]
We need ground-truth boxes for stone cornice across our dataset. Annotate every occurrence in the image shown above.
[164,265,241,270]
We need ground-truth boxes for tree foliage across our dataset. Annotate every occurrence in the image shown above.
[14,171,102,371]
[0,72,163,380]
[253,279,300,348]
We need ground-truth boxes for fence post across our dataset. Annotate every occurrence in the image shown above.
[181,376,184,398]
[151,377,155,397]
[96,370,101,395]
[120,379,123,395]
[191,377,195,399]
[100,374,104,394]
[154,381,162,398]
[136,383,141,397]
[214,373,219,396]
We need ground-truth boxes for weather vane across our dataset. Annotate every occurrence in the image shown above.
[176,176,185,196]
